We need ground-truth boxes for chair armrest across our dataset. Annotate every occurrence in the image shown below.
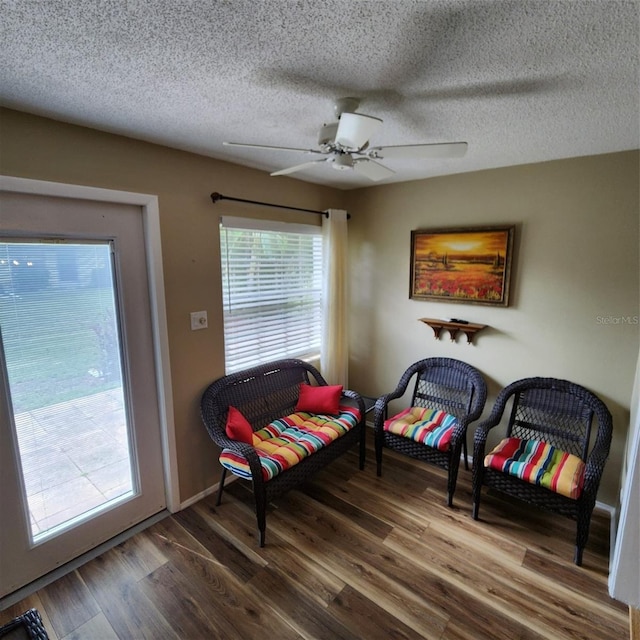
[200,399,260,465]
[373,391,405,431]
[472,384,515,461]
[451,420,471,447]
[372,361,428,431]
[341,389,366,419]
[205,425,261,466]
[0,608,49,640]
[373,395,391,431]
[466,373,488,424]
[473,414,503,441]
[472,417,501,463]
[450,368,488,446]
[208,425,266,484]
[582,450,608,499]
[582,408,613,499]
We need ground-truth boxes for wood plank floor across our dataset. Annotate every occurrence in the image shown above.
[1,443,628,639]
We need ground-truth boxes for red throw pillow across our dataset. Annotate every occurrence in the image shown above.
[225,406,253,444]
[295,383,343,414]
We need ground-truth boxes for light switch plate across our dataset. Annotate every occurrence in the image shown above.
[190,310,208,330]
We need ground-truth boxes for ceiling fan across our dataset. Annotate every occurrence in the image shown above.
[223,98,468,182]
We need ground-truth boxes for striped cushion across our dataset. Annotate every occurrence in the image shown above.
[219,406,361,481]
[384,407,458,452]
[484,437,585,499]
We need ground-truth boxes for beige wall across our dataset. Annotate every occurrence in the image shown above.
[345,151,640,505]
[1,108,638,506]
[0,108,342,501]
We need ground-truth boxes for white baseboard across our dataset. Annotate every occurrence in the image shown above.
[179,475,239,511]
[179,484,218,511]
[594,500,618,557]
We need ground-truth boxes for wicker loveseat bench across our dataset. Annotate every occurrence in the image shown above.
[201,359,366,546]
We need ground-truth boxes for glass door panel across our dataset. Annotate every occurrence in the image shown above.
[0,241,136,544]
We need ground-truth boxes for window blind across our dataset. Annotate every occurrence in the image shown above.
[220,217,323,373]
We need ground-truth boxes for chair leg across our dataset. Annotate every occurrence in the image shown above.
[463,436,469,471]
[447,453,460,507]
[375,436,383,476]
[253,482,267,548]
[471,466,483,520]
[574,504,593,566]
[215,467,227,506]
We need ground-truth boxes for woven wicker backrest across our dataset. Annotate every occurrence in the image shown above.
[412,363,476,422]
[507,386,594,459]
[201,359,323,442]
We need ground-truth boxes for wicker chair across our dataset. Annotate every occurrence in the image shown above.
[472,377,613,566]
[201,359,365,546]
[0,609,49,639]
[374,358,487,506]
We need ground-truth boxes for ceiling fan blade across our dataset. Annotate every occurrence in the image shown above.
[353,158,395,182]
[224,141,322,154]
[335,112,383,150]
[369,142,468,160]
[271,159,328,177]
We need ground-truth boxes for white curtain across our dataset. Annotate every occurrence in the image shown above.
[321,209,349,386]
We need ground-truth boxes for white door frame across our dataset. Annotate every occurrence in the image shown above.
[0,175,179,512]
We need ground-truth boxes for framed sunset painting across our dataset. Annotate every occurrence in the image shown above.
[410,226,515,306]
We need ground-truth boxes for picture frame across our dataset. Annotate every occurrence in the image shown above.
[410,225,515,306]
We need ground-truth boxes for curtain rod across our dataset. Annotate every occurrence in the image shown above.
[211,192,329,217]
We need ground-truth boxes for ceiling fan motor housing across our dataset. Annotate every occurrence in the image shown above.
[318,122,338,146]
[331,154,354,171]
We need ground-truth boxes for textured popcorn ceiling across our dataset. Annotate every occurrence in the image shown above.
[1,0,639,190]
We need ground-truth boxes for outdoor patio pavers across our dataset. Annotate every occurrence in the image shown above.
[22,454,80,496]
[85,458,133,501]
[13,388,134,538]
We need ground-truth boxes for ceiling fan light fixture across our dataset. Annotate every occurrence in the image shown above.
[335,112,383,150]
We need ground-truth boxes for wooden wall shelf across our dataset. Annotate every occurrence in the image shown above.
[419,318,488,345]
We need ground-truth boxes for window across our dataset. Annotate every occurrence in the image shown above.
[220,216,323,373]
